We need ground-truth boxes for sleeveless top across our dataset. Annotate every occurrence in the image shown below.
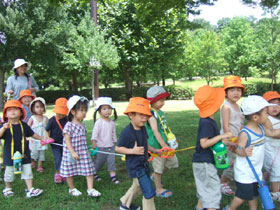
[265,116,280,147]
[29,115,48,150]
[234,125,265,183]
[220,100,244,136]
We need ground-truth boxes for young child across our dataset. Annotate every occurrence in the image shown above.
[0,100,44,198]
[220,76,245,195]
[28,97,48,172]
[46,97,68,183]
[60,95,101,197]
[263,91,280,201]
[18,89,34,123]
[116,97,159,210]
[193,85,233,210]
[224,95,280,210]
[145,86,178,198]
[91,97,119,184]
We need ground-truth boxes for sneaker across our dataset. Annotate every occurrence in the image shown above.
[130,204,140,210]
[26,188,43,198]
[119,202,129,210]
[221,183,234,196]
[223,204,229,210]
[271,192,280,202]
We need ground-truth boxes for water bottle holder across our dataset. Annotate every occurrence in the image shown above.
[168,138,178,149]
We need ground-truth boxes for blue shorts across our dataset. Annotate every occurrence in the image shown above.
[235,181,259,200]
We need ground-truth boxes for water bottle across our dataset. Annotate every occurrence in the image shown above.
[13,151,23,174]
[167,132,178,149]
[211,142,229,169]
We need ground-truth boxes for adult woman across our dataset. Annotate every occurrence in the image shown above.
[5,58,39,100]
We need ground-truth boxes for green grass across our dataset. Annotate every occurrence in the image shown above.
[1,107,278,210]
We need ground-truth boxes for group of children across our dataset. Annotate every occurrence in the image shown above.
[1,75,280,210]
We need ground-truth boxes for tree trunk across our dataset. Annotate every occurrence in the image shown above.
[162,71,165,86]
[124,68,132,99]
[136,81,140,87]
[0,69,6,111]
[172,78,175,85]
[72,70,78,94]
[92,69,95,100]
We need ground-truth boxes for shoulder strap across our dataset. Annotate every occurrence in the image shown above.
[55,117,63,131]
[246,157,262,186]
[151,108,171,136]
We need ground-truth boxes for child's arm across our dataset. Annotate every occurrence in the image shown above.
[116,141,144,155]
[200,132,233,149]
[92,140,97,149]
[0,123,10,138]
[64,133,79,160]
[263,125,280,139]
[27,117,33,127]
[31,133,44,141]
[234,131,253,157]
[221,105,231,133]
[148,145,161,155]
[148,116,169,148]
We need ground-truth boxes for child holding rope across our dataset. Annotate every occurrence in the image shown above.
[146,86,178,198]
[91,97,119,184]
[263,91,280,201]
[46,98,68,183]
[193,85,233,210]
[60,95,101,197]
[220,76,245,196]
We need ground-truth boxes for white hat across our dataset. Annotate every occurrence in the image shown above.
[95,97,115,110]
[29,97,46,110]
[13,58,31,70]
[241,95,277,115]
[67,95,89,114]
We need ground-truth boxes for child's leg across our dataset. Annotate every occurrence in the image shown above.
[93,150,106,181]
[107,148,119,184]
[227,196,245,210]
[142,195,155,210]
[24,179,33,191]
[248,197,258,210]
[66,177,75,189]
[86,175,94,190]
[271,182,279,193]
[120,178,142,208]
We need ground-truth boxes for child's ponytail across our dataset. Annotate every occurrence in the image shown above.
[113,108,118,121]
[93,109,99,124]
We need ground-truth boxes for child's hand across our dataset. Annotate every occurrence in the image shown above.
[2,123,10,130]
[92,141,97,149]
[71,152,80,160]
[132,142,144,155]
[245,146,253,157]
[153,149,161,156]
[222,132,233,140]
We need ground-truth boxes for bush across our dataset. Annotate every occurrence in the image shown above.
[243,83,280,96]
[37,85,195,104]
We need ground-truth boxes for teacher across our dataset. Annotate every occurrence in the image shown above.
[5,58,39,100]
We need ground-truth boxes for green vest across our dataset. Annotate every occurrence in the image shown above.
[146,109,168,149]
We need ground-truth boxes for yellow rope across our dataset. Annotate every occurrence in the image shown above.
[150,146,196,158]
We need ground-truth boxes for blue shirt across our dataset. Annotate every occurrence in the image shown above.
[117,124,150,178]
[192,118,219,164]
[46,116,68,145]
[0,121,34,166]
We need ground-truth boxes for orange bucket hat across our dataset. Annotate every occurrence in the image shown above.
[124,97,152,117]
[194,85,225,118]
[3,100,26,121]
[223,75,245,92]
[263,91,280,102]
[53,98,68,115]
[19,89,35,102]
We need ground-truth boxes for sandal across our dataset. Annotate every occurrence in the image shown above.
[93,173,101,182]
[87,188,101,197]
[26,187,43,198]
[31,161,36,169]
[54,173,63,184]
[3,188,14,198]
[110,175,119,184]
[221,183,234,196]
[69,188,82,197]
[271,192,280,202]
[156,190,173,198]
[37,166,44,173]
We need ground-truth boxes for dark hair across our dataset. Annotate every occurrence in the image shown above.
[30,100,46,114]
[68,100,88,122]
[93,105,118,123]
[14,64,29,80]
[225,87,244,98]
[244,109,263,121]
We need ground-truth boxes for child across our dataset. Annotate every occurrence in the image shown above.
[263,91,280,201]
[224,95,280,210]
[18,89,35,123]
[220,76,245,195]
[145,86,178,198]
[91,97,119,184]
[60,95,101,197]
[0,100,44,198]
[193,85,233,210]
[28,97,48,172]
[116,97,159,210]
[46,98,68,183]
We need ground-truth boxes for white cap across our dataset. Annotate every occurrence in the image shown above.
[29,97,46,110]
[67,95,89,114]
[95,97,115,110]
[13,58,31,70]
[241,95,277,115]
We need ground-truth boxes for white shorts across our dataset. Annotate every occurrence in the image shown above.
[4,164,33,182]
[263,141,280,182]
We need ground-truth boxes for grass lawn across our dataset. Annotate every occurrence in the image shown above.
[0,100,277,210]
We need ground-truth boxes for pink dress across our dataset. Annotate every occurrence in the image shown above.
[60,122,94,177]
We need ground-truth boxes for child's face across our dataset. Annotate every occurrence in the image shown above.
[99,105,112,118]
[21,96,33,106]
[72,108,87,121]
[56,113,67,119]
[256,108,269,124]
[152,99,165,110]
[6,107,22,120]
[129,113,149,129]
[267,98,280,117]
[33,101,45,115]
[226,87,242,102]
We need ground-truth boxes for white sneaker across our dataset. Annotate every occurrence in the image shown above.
[69,188,82,197]
[26,188,43,198]
[221,183,234,196]
[271,192,280,202]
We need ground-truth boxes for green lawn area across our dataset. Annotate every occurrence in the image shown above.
[0,100,276,210]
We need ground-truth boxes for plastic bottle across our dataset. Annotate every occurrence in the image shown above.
[167,132,178,149]
[211,141,229,169]
[13,151,23,174]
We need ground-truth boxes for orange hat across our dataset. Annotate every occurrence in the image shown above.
[53,98,68,115]
[263,91,280,102]
[19,89,35,102]
[3,100,25,121]
[223,75,245,92]
[124,97,152,117]
[194,85,225,118]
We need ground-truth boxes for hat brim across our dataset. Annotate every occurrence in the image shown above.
[95,104,115,110]
[124,107,152,117]
[224,84,245,92]
[200,88,225,118]
[3,105,26,121]
[19,93,35,102]
[265,95,280,102]
[53,107,68,115]
[147,92,171,104]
